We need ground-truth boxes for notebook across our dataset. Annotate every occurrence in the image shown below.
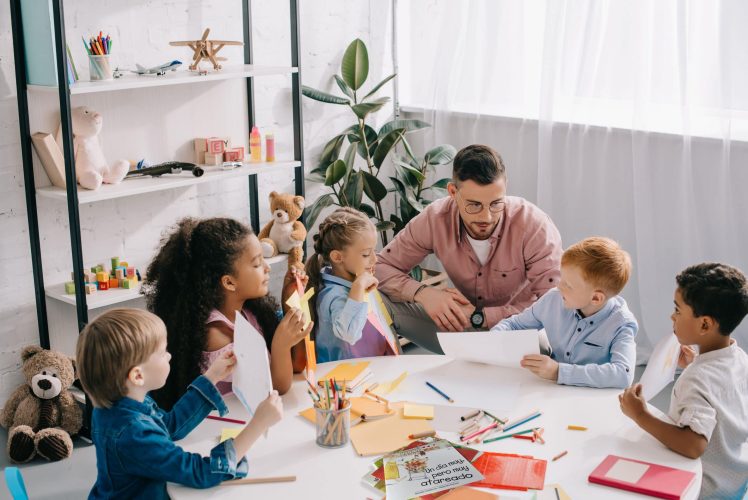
[588,455,696,500]
[470,452,547,491]
[318,361,372,389]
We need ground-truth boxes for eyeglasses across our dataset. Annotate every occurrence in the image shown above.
[456,192,506,215]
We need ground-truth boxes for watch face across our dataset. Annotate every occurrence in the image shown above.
[471,311,483,326]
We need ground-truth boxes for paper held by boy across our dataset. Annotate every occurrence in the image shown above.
[436,329,542,368]
[638,333,680,401]
[232,312,273,418]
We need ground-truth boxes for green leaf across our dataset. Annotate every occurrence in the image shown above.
[375,220,396,232]
[389,214,405,234]
[333,74,354,100]
[359,203,377,218]
[362,73,397,101]
[401,137,420,166]
[342,171,364,207]
[430,177,452,189]
[341,39,369,91]
[302,85,350,105]
[306,171,326,184]
[373,128,405,169]
[425,144,457,165]
[303,193,335,228]
[320,135,345,166]
[361,171,388,203]
[351,97,390,120]
[325,159,347,186]
[390,176,424,213]
[378,119,430,138]
[348,124,378,160]
[343,143,357,176]
[399,198,419,223]
[393,158,426,184]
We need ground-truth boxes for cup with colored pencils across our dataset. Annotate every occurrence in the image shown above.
[312,379,351,448]
[85,33,113,81]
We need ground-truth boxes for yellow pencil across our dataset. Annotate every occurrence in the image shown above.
[567,425,588,431]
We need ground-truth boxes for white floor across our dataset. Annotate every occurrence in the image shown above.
[0,345,674,499]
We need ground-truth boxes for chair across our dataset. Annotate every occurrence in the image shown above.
[4,467,29,500]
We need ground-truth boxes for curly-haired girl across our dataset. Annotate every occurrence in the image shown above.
[143,217,310,409]
[305,208,399,362]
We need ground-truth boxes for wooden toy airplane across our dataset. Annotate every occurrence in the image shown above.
[169,28,243,71]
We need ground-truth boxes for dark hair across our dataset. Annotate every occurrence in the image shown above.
[304,208,374,339]
[142,217,280,409]
[452,145,506,185]
[676,262,748,335]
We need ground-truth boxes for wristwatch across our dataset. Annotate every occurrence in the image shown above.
[470,308,485,329]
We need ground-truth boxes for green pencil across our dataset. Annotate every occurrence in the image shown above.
[483,427,536,444]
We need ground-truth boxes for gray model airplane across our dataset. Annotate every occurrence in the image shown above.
[113,60,182,78]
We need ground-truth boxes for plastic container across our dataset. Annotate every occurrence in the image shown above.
[315,400,351,448]
[89,55,113,81]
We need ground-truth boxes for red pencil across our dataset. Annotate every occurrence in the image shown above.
[207,415,246,425]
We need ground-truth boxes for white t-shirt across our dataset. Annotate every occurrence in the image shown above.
[668,340,748,499]
[466,235,491,266]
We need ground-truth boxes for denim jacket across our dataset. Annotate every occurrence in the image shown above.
[89,375,248,499]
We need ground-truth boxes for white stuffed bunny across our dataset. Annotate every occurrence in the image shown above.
[60,106,129,190]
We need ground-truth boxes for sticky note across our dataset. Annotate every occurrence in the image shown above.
[219,428,241,443]
[403,403,434,420]
[285,287,315,329]
[372,372,408,395]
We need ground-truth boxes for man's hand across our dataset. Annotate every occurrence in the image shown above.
[619,383,649,423]
[520,354,559,381]
[416,287,472,331]
[446,288,476,325]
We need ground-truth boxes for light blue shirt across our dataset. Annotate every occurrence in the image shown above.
[491,288,638,388]
[315,268,391,363]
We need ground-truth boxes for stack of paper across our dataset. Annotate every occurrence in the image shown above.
[471,452,547,491]
[318,361,372,391]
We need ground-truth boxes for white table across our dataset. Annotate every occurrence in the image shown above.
[168,355,701,499]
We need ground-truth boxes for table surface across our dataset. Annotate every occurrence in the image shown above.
[168,355,701,499]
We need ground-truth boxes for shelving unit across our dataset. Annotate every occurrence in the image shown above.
[11,0,306,432]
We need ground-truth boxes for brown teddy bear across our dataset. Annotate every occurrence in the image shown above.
[258,191,307,270]
[1,346,83,463]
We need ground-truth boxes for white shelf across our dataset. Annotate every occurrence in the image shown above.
[36,161,300,204]
[46,255,288,309]
[28,65,298,95]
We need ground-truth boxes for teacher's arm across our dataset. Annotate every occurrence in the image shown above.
[484,215,562,326]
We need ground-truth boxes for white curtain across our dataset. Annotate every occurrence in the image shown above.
[396,0,748,360]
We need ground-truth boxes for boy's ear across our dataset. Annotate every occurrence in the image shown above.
[221,274,237,292]
[127,365,145,387]
[592,290,607,304]
[700,315,717,333]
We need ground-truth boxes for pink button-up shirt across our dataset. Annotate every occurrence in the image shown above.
[376,196,563,326]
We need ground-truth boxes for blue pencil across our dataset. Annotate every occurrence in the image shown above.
[503,411,541,433]
[425,381,454,403]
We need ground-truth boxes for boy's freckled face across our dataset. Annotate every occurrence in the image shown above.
[671,288,702,345]
[558,264,595,311]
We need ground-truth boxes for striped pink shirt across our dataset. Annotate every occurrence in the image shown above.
[376,196,562,326]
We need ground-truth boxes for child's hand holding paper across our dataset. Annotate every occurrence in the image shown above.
[204,349,237,386]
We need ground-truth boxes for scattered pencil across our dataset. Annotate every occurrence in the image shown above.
[483,410,507,425]
[555,486,561,500]
[425,381,454,403]
[461,409,481,421]
[513,434,535,441]
[408,430,436,439]
[483,427,537,444]
[460,421,498,442]
[567,425,587,431]
[552,450,568,461]
[207,415,246,425]
[503,409,541,432]
[222,475,296,485]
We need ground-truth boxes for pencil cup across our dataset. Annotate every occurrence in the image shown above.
[89,55,113,81]
[315,400,350,448]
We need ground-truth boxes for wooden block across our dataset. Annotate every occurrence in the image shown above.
[109,278,119,288]
[126,267,135,278]
[31,132,66,188]
[194,138,207,164]
[119,261,128,268]
[84,271,94,283]
[223,147,244,162]
[111,256,119,269]
[206,137,226,154]
[64,282,76,294]
[85,284,97,294]
[98,280,109,291]
[96,271,108,282]
[115,268,125,280]
[95,264,104,273]
[204,152,222,166]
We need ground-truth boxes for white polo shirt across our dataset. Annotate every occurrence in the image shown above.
[668,339,748,499]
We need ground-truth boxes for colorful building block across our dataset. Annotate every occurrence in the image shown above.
[194,138,208,164]
[115,268,125,280]
[206,137,226,154]
[126,267,135,278]
[111,256,120,269]
[204,152,222,166]
[98,280,109,291]
[109,278,119,288]
[96,271,108,282]
[223,147,244,162]
[85,284,97,294]
[64,282,76,294]
[84,271,95,283]
[119,261,128,268]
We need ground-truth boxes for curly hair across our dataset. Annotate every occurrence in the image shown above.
[142,217,280,409]
[304,208,374,339]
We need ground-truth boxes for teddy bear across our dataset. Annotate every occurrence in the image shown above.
[258,191,307,270]
[56,106,129,190]
[0,346,83,463]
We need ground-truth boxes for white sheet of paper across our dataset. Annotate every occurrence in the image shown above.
[232,312,272,417]
[436,330,541,367]
[639,333,681,401]
[605,458,649,483]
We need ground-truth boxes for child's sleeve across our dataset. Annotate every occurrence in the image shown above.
[556,324,637,388]
[159,375,229,440]
[116,421,248,488]
[489,291,548,332]
[668,376,716,440]
[329,294,369,346]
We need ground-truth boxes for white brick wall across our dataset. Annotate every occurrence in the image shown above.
[0,0,392,401]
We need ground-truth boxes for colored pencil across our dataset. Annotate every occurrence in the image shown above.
[408,430,436,439]
[461,409,481,421]
[460,421,498,441]
[503,410,541,432]
[567,425,587,431]
[482,427,536,444]
[425,381,454,403]
[207,415,246,425]
[222,475,296,485]
[552,450,568,461]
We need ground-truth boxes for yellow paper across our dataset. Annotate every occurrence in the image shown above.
[373,290,393,325]
[349,402,433,456]
[299,396,393,424]
[319,361,370,383]
[372,371,407,395]
[285,287,315,329]
[219,428,241,443]
[403,403,434,420]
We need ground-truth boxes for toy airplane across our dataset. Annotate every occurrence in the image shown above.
[113,60,182,78]
[170,28,242,71]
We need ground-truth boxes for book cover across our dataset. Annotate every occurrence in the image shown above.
[588,455,696,500]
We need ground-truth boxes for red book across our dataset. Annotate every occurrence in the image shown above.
[470,452,547,491]
[588,455,696,500]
